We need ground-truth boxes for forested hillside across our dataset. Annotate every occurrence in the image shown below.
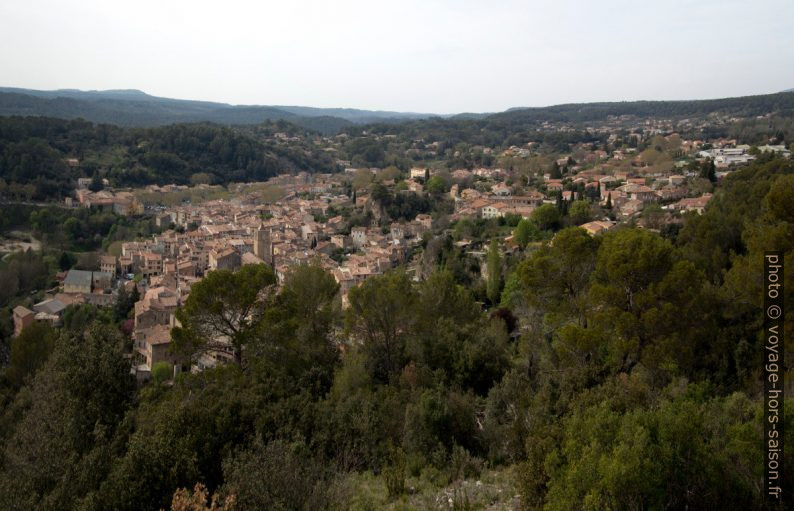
[341,93,794,159]
[0,117,338,200]
[0,157,790,510]
[0,89,356,134]
[489,91,794,124]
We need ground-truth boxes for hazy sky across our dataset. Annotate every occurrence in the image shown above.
[2,0,793,113]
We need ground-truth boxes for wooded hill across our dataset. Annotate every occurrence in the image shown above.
[0,116,338,200]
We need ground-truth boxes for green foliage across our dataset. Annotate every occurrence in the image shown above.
[260,264,341,380]
[0,157,790,510]
[62,303,113,332]
[369,183,436,222]
[25,205,159,251]
[486,239,502,305]
[151,362,172,385]
[699,158,717,182]
[5,321,57,387]
[568,200,591,225]
[513,218,540,248]
[221,438,334,510]
[517,226,599,327]
[88,173,104,192]
[114,284,139,321]
[383,445,406,499]
[0,323,135,510]
[403,387,479,464]
[0,249,52,308]
[543,386,761,511]
[0,117,338,200]
[172,264,277,365]
[678,156,792,280]
[531,203,561,231]
[347,271,415,383]
[425,175,447,194]
[344,137,386,168]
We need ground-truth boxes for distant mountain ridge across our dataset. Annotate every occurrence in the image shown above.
[1,87,794,134]
[0,87,437,135]
[486,92,794,125]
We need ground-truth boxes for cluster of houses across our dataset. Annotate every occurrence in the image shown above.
[446,167,713,222]
[11,269,114,336]
[12,129,789,381]
[90,174,433,378]
[67,182,145,216]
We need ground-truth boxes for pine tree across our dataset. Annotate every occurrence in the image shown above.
[550,161,562,179]
[700,159,716,182]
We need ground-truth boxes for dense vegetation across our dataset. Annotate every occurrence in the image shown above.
[488,91,794,124]
[0,117,339,200]
[0,157,790,509]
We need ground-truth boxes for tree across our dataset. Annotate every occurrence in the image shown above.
[221,439,333,511]
[151,361,173,385]
[426,175,447,195]
[531,204,561,231]
[172,264,277,366]
[189,173,213,186]
[518,227,600,326]
[58,251,75,271]
[346,271,415,383]
[763,173,794,223]
[5,321,57,387]
[352,168,373,190]
[550,161,562,179]
[88,173,104,192]
[486,238,502,305]
[543,389,760,511]
[699,159,716,182]
[568,200,591,225]
[264,265,341,378]
[514,218,540,248]
[63,303,112,332]
[642,203,665,230]
[590,229,709,374]
[0,324,135,510]
[63,217,81,241]
[114,285,135,321]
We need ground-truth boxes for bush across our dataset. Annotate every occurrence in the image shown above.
[449,445,483,482]
[151,361,173,385]
[383,446,406,499]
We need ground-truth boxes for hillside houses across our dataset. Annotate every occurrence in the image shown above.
[67,134,737,377]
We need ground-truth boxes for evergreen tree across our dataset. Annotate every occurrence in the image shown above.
[88,173,104,192]
[486,238,502,305]
[700,159,716,182]
[550,161,562,179]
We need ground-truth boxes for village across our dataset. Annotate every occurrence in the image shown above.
[10,128,792,381]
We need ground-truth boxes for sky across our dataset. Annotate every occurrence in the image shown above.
[1,0,793,114]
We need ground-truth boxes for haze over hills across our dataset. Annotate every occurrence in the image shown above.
[0,87,441,135]
[1,87,793,135]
